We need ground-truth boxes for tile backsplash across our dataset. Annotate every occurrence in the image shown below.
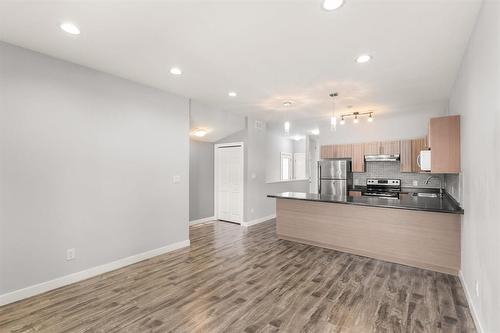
[353,161,444,188]
[445,173,461,203]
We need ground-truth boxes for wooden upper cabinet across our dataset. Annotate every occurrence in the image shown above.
[400,140,413,172]
[320,145,332,159]
[334,144,352,158]
[428,115,460,173]
[320,144,352,159]
[400,137,427,173]
[351,143,365,172]
[363,142,380,155]
[380,140,400,155]
[411,137,428,172]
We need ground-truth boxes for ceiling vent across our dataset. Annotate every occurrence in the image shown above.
[254,120,266,131]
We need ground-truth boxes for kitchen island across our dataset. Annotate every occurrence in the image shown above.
[267,191,463,275]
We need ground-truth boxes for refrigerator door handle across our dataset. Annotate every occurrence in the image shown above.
[318,164,321,194]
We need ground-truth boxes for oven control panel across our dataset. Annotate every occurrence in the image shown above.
[366,179,401,186]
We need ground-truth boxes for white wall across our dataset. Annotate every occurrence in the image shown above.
[317,101,447,145]
[189,139,214,220]
[447,2,500,332]
[265,133,294,182]
[266,101,447,145]
[190,99,245,142]
[265,133,306,182]
[216,118,308,223]
[246,117,309,222]
[0,42,190,296]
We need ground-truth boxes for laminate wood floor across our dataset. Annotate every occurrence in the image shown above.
[0,220,476,333]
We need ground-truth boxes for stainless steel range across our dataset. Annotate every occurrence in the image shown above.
[362,179,401,198]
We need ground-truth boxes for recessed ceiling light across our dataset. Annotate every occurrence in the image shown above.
[323,0,345,11]
[311,129,320,135]
[170,67,182,75]
[283,100,295,107]
[60,22,80,35]
[356,54,372,64]
[228,91,237,97]
[191,128,207,137]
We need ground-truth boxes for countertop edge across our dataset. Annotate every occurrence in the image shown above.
[267,193,465,215]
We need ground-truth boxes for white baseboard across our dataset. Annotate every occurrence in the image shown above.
[241,214,276,227]
[458,270,483,333]
[0,239,190,307]
[189,216,216,225]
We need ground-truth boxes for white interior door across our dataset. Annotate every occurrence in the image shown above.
[216,144,243,223]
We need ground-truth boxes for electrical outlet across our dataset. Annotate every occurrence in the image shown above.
[66,248,76,261]
[172,175,181,184]
[412,180,418,186]
[354,179,360,186]
[475,280,480,298]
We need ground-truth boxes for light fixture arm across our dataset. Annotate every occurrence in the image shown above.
[340,111,374,119]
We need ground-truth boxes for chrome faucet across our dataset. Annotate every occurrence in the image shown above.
[425,176,443,198]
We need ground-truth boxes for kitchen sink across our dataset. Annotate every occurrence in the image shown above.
[412,192,439,198]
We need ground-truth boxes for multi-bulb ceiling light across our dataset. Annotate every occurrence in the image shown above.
[340,111,375,125]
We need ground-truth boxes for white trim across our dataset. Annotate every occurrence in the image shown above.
[189,216,216,225]
[241,214,276,227]
[0,239,190,307]
[214,142,245,224]
[458,271,483,333]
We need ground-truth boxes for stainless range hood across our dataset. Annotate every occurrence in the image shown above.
[364,154,400,162]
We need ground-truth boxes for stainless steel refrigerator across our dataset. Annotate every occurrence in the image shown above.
[318,159,353,196]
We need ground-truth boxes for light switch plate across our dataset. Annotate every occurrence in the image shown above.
[412,180,418,186]
[173,175,181,184]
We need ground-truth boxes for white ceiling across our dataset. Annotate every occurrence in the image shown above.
[0,0,481,123]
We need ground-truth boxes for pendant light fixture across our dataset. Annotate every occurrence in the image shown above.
[284,121,291,136]
[329,92,338,131]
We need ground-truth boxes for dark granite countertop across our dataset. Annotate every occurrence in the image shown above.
[267,190,464,215]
